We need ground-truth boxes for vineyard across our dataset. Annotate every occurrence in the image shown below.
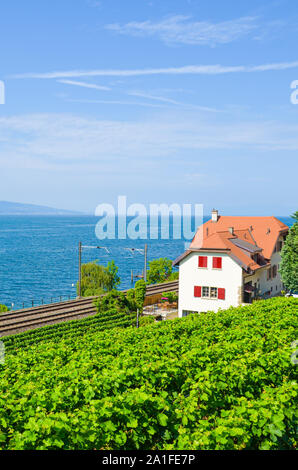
[2,309,136,352]
[0,297,297,450]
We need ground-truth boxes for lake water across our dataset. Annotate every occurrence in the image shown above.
[0,215,293,309]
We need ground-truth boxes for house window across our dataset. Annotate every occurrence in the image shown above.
[210,287,218,298]
[202,286,209,298]
[272,265,277,278]
[252,253,260,264]
[198,256,208,268]
[267,268,272,280]
[213,257,222,269]
[278,241,283,252]
[195,286,225,300]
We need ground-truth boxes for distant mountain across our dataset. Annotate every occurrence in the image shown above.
[0,201,83,215]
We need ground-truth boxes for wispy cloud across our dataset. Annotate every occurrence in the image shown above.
[1,112,298,176]
[12,60,298,79]
[127,91,220,112]
[106,15,260,47]
[58,79,111,91]
[66,98,167,108]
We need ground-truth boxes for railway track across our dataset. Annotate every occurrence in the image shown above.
[0,280,178,336]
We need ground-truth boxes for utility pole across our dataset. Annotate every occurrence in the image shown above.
[144,243,148,283]
[78,241,82,298]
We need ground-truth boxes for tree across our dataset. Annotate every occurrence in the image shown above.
[146,257,177,284]
[78,260,120,297]
[106,260,121,291]
[280,211,298,291]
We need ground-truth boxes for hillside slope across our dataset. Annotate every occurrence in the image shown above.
[0,201,82,215]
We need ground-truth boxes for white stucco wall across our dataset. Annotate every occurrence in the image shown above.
[178,252,243,317]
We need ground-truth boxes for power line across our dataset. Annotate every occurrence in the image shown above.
[78,242,148,297]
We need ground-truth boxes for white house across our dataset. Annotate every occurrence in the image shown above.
[173,210,289,318]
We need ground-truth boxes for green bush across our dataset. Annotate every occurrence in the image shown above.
[0,297,297,450]
[126,288,137,310]
[126,280,147,313]
[168,272,179,281]
[0,304,9,313]
[139,315,155,327]
[161,291,178,303]
[94,290,134,315]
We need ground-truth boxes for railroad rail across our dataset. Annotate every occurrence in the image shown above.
[0,280,178,336]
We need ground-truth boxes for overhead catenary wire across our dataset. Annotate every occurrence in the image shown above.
[78,242,148,296]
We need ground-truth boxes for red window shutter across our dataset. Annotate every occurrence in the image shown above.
[198,256,207,268]
[194,286,201,297]
[218,288,225,300]
[213,257,222,269]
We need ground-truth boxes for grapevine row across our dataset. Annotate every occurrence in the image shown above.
[2,310,136,352]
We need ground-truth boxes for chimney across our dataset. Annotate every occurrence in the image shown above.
[228,227,234,235]
[211,209,219,223]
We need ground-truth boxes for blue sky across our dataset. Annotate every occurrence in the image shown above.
[0,0,297,215]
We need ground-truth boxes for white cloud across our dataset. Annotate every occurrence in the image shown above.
[127,91,220,112]
[106,15,259,46]
[11,60,298,79]
[0,112,298,176]
[58,79,111,91]
[65,98,167,108]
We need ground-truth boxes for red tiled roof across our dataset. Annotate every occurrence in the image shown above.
[191,216,288,259]
[173,215,288,272]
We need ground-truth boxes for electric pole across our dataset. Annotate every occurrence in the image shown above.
[78,241,82,298]
[136,308,139,328]
[144,243,148,283]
